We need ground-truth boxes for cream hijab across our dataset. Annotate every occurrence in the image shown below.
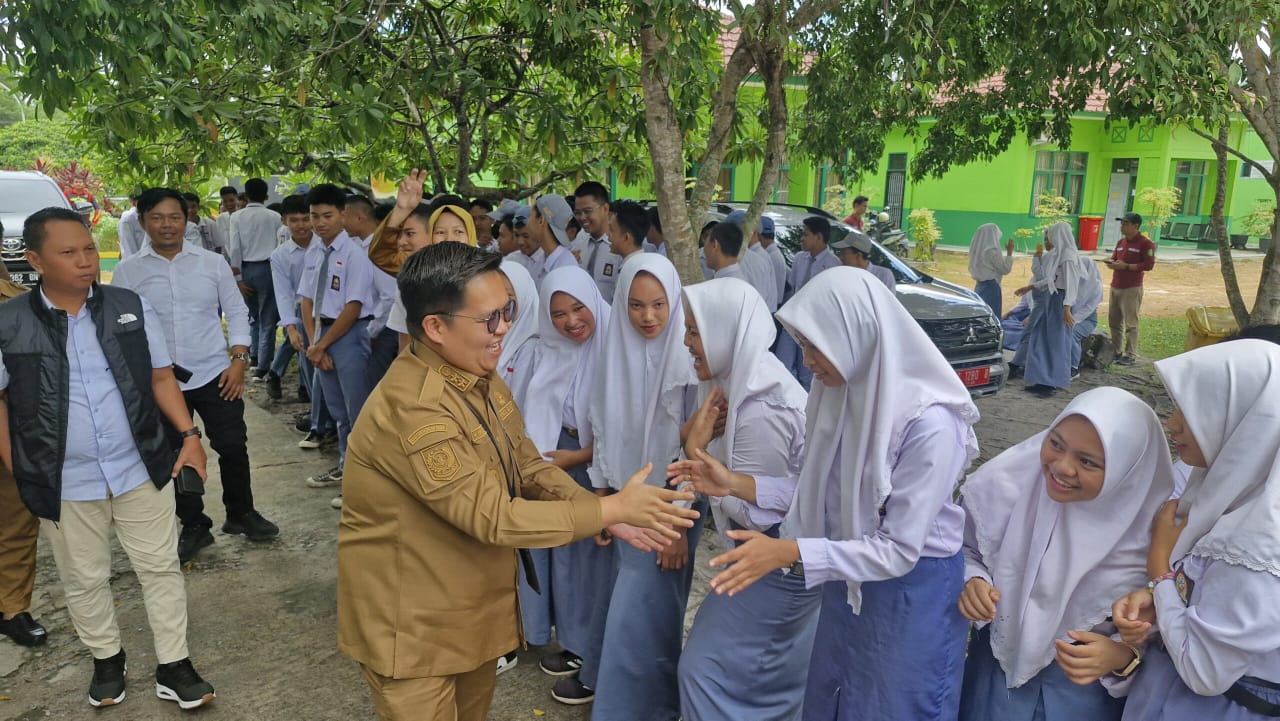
[521,266,610,454]
[588,254,697,488]
[1159,340,1280,577]
[961,387,1175,688]
[683,278,808,545]
[776,268,980,612]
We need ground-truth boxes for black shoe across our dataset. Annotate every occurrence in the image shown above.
[221,511,279,542]
[155,658,215,710]
[251,368,269,382]
[1025,384,1057,398]
[1007,364,1024,380]
[1070,367,1081,380]
[540,650,583,677]
[89,650,127,707]
[1115,355,1137,366]
[177,526,214,564]
[298,431,323,450]
[496,650,519,676]
[293,413,311,434]
[552,675,595,705]
[0,611,48,647]
[266,373,282,400]
[297,386,310,404]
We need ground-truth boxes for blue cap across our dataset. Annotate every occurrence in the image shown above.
[512,206,531,228]
[724,209,747,226]
[758,216,775,237]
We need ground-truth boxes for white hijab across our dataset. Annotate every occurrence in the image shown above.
[961,387,1175,688]
[497,260,540,377]
[683,278,808,542]
[1075,255,1104,313]
[776,268,980,612]
[521,266,610,454]
[968,223,1005,279]
[1037,222,1081,300]
[588,254,697,487]
[1159,340,1280,577]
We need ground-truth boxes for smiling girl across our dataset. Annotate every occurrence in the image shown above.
[957,387,1175,721]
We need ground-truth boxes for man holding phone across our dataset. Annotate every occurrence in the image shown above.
[1103,212,1156,366]
[0,207,216,709]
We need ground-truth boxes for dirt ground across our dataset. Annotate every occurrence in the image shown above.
[0,358,1174,720]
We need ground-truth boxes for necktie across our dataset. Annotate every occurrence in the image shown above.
[585,238,601,278]
[312,246,335,335]
[802,254,816,287]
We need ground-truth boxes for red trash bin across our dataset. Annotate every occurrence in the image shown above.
[1078,216,1103,251]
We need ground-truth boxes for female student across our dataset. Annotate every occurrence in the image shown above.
[957,387,1175,721]
[669,277,819,721]
[575,254,706,717]
[1112,339,1280,720]
[707,268,981,721]
[969,223,1016,315]
[495,259,539,402]
[1011,221,1080,398]
[515,266,614,687]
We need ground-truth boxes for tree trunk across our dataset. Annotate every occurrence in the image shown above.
[1252,188,1280,325]
[738,46,789,254]
[1210,126,1250,327]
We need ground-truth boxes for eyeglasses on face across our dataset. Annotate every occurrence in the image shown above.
[437,298,516,334]
[573,205,599,218]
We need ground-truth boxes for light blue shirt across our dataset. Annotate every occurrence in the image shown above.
[0,289,172,501]
[296,231,379,321]
[271,237,314,329]
[642,239,668,258]
[785,249,840,300]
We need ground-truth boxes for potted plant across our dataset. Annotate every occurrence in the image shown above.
[1238,202,1276,253]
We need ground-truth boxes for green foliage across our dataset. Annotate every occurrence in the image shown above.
[1239,202,1276,238]
[93,214,119,254]
[1013,194,1071,249]
[907,208,940,262]
[0,117,84,169]
[1135,186,1182,235]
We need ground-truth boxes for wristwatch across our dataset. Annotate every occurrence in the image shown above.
[179,427,203,440]
[1112,643,1143,678]
[230,351,251,364]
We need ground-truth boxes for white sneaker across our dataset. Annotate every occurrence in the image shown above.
[496,651,518,675]
[330,495,343,510]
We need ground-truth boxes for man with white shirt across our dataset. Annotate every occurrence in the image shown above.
[704,222,747,280]
[514,207,545,280]
[570,181,621,300]
[831,230,896,293]
[776,217,841,387]
[722,210,779,311]
[609,200,650,272]
[209,186,239,262]
[642,206,668,257]
[340,194,398,386]
[531,194,578,287]
[758,216,787,302]
[182,193,220,254]
[112,189,279,564]
[228,178,281,380]
[116,193,147,259]
[343,195,378,247]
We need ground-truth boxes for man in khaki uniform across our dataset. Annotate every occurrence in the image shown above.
[337,242,698,721]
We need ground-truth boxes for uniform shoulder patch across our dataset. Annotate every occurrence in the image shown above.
[438,365,474,392]
[406,423,450,445]
[420,441,460,481]
[498,400,516,420]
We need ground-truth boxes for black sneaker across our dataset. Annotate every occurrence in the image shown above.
[293,413,311,434]
[266,373,282,400]
[1007,364,1024,380]
[1070,367,1081,380]
[298,431,323,450]
[222,510,279,541]
[540,650,583,677]
[0,611,48,647]
[1115,355,1137,366]
[496,650,519,676]
[177,526,214,564]
[306,466,343,488]
[296,386,310,404]
[155,658,215,710]
[251,368,269,382]
[89,650,127,707]
[551,675,595,705]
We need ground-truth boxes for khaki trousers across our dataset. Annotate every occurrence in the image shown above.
[361,659,499,721]
[0,466,39,615]
[1108,286,1144,358]
[40,481,189,663]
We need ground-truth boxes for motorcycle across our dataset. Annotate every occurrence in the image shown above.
[865,209,913,259]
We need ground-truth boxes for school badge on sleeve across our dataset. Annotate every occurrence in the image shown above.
[1174,568,1194,606]
[421,442,461,481]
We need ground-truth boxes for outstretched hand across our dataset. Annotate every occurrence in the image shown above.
[667,448,737,498]
[707,530,798,597]
[604,464,699,541]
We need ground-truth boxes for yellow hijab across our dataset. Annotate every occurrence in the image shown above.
[427,205,478,247]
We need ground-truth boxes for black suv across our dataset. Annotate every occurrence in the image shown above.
[710,202,1005,397]
[1,170,86,286]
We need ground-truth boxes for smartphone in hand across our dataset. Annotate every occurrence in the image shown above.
[173,465,205,496]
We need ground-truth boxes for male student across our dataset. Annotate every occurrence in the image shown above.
[342,194,398,387]
[228,178,281,379]
[642,206,668,257]
[608,200,650,270]
[530,194,578,287]
[831,229,896,292]
[116,193,147,259]
[297,185,380,508]
[703,222,747,280]
[776,217,840,387]
[758,215,787,302]
[470,199,496,250]
[722,210,779,311]
[570,182,622,300]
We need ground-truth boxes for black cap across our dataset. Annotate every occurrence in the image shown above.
[1115,212,1143,226]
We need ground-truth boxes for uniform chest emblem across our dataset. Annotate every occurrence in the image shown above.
[603,263,614,277]
[421,441,460,481]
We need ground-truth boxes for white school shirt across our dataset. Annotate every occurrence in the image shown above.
[572,230,621,301]
[505,251,532,269]
[296,232,379,321]
[714,394,806,540]
[271,238,312,329]
[116,208,147,259]
[211,212,234,258]
[642,239,668,258]
[276,225,291,246]
[867,264,896,293]
[765,242,787,299]
[743,244,780,311]
[713,263,746,280]
[785,249,840,299]
[795,405,968,587]
[538,244,577,287]
[111,241,252,391]
[228,202,282,269]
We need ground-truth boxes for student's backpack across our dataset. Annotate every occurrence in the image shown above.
[1080,332,1115,370]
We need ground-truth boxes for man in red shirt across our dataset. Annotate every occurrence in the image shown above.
[842,195,869,229]
[1104,212,1156,365]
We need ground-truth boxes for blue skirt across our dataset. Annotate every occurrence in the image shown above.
[517,549,554,646]
[802,553,968,721]
[1016,288,1071,389]
[590,500,709,721]
[679,566,821,721]
[976,279,1004,317]
[550,430,615,657]
[959,625,1124,721]
[1123,645,1280,721]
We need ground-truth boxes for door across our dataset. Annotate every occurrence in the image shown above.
[1102,159,1138,245]
[884,153,907,227]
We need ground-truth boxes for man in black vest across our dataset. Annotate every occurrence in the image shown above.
[0,208,217,710]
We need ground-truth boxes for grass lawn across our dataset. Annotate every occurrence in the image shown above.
[1138,316,1190,361]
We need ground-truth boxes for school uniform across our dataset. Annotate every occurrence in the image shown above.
[642,239,668,258]
[958,388,1175,721]
[523,248,546,287]
[229,202,282,374]
[1070,257,1104,370]
[969,224,1015,316]
[765,242,787,300]
[573,230,622,302]
[775,269,982,721]
[677,279,820,721]
[270,237,333,434]
[776,249,839,387]
[296,231,379,468]
[743,244,780,311]
[1013,223,1080,390]
[116,207,147,259]
[713,263,746,281]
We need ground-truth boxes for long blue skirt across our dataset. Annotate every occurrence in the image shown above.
[1123,645,1280,721]
[976,279,1004,317]
[550,430,615,656]
[590,499,708,721]
[959,625,1124,721]
[1014,288,1071,389]
[802,553,968,721]
[517,550,554,646]
[679,566,821,721]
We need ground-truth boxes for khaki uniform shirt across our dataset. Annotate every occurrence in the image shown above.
[337,341,602,679]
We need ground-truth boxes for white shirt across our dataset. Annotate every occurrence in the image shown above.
[538,244,577,287]
[713,263,745,280]
[228,203,282,269]
[211,212,234,257]
[111,241,252,391]
[867,264,896,293]
[572,230,621,301]
[785,249,840,299]
[276,225,291,246]
[296,232,379,322]
[742,244,780,311]
[183,222,203,248]
[271,238,313,329]
[369,268,397,336]
[765,242,787,299]
[642,239,668,258]
[116,208,146,259]
[387,291,408,335]
[505,251,531,269]
[715,394,806,537]
[523,248,546,284]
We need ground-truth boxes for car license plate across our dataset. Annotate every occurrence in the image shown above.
[957,367,990,388]
[12,272,39,285]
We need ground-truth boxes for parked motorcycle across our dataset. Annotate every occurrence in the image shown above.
[865,209,913,258]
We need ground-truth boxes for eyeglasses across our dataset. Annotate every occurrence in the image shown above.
[438,299,516,334]
[573,205,599,218]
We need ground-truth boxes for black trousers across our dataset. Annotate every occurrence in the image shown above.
[172,376,255,529]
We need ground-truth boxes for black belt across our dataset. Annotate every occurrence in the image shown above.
[320,316,373,326]
[242,259,270,264]
[1226,678,1280,717]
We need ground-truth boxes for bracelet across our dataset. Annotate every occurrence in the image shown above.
[1147,571,1176,592]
